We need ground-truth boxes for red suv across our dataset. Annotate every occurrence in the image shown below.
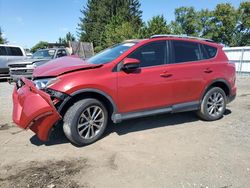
[12,35,236,146]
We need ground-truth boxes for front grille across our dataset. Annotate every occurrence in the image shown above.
[9,64,27,68]
[10,70,33,75]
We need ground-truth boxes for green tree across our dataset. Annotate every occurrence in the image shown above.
[58,32,76,45]
[139,15,171,38]
[173,7,201,36]
[0,27,7,44]
[102,16,135,49]
[30,41,49,53]
[77,0,142,49]
[169,21,183,35]
[210,3,237,46]
[198,9,214,39]
[234,1,250,46]
[65,32,76,42]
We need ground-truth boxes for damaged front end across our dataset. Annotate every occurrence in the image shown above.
[12,78,66,141]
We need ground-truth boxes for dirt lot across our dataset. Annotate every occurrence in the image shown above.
[0,77,250,188]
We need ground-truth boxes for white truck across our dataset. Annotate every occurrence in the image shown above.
[0,45,26,79]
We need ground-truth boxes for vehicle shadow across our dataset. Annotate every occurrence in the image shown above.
[30,124,69,146]
[30,111,199,147]
[30,109,232,147]
[106,112,199,136]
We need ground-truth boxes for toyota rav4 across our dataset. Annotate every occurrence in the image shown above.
[12,35,236,146]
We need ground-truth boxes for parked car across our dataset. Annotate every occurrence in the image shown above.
[0,45,26,79]
[12,35,236,146]
[8,48,69,81]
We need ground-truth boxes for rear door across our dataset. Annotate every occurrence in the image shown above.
[164,40,212,104]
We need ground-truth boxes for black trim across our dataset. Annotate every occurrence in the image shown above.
[112,101,199,123]
[57,95,72,113]
[172,101,200,113]
[169,40,175,64]
[227,94,236,104]
[201,79,232,101]
[57,88,118,114]
[166,40,171,64]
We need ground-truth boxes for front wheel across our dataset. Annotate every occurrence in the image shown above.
[63,98,108,146]
[197,87,226,121]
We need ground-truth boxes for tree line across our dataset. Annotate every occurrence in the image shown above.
[77,0,250,52]
[1,1,249,52]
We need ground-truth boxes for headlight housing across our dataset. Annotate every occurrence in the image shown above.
[34,78,60,90]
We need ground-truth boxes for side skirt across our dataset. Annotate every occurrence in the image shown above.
[112,101,200,123]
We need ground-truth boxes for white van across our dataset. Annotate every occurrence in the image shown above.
[0,45,26,78]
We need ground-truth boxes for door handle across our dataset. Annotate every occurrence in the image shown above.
[204,68,213,73]
[160,72,172,78]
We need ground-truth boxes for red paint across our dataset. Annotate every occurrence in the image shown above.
[12,37,236,141]
[12,78,61,141]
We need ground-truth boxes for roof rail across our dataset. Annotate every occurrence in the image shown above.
[150,34,214,43]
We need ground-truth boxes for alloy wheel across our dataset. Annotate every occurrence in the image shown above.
[77,105,104,139]
[206,92,225,117]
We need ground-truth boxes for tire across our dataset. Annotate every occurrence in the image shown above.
[197,87,226,121]
[63,98,108,146]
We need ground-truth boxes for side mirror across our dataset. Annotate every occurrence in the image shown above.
[122,58,140,71]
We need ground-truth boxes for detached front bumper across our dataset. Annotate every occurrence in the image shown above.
[12,78,61,141]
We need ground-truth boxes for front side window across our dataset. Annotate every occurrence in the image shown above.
[127,41,166,68]
[8,47,23,56]
[88,42,137,65]
[32,49,56,59]
[0,47,7,56]
[172,41,201,63]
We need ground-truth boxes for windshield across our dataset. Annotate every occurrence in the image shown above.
[87,42,137,64]
[32,49,56,59]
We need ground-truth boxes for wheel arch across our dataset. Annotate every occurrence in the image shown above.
[201,79,231,101]
[57,89,117,118]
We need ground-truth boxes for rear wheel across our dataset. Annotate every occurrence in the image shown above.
[63,98,108,146]
[197,87,226,121]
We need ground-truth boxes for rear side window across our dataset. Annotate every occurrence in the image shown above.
[203,44,217,59]
[56,49,67,58]
[0,46,7,56]
[7,47,23,56]
[171,41,201,63]
[127,41,166,68]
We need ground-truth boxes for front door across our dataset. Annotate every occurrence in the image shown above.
[117,40,174,113]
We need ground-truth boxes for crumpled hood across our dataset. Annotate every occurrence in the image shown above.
[33,56,102,77]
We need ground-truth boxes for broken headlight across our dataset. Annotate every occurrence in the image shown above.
[34,78,60,90]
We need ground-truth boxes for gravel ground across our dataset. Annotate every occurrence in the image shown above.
[0,76,250,188]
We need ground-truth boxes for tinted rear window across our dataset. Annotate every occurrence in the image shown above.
[172,41,201,63]
[0,46,7,56]
[203,45,217,59]
[8,47,23,56]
